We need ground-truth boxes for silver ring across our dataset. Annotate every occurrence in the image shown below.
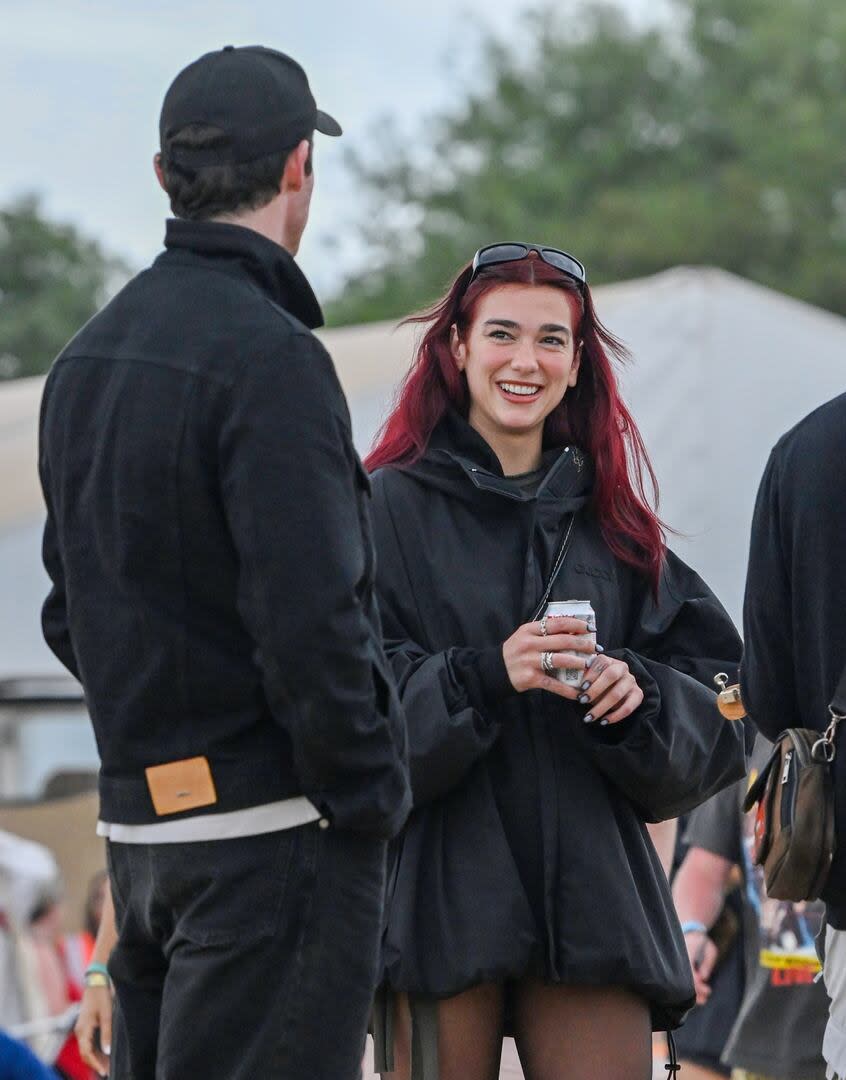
[540,616,549,637]
[541,651,556,676]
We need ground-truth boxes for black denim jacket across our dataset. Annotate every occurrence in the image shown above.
[39,219,410,837]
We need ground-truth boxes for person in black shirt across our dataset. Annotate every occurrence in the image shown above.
[39,45,410,1080]
[742,393,846,1080]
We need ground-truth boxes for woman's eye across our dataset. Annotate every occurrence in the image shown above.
[541,336,566,347]
[488,330,512,340]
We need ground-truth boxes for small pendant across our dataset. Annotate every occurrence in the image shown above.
[714,673,746,721]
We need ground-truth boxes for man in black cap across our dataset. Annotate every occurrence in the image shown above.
[38,46,411,1079]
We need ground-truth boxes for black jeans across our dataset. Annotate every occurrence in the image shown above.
[107,823,386,1079]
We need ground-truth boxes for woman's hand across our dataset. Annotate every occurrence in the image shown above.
[75,983,112,1077]
[577,653,643,725]
[502,616,596,698]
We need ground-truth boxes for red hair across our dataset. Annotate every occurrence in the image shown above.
[365,256,667,590]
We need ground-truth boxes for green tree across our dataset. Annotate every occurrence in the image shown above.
[0,195,129,380]
[327,0,846,325]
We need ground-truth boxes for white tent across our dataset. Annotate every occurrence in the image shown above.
[3,265,846,684]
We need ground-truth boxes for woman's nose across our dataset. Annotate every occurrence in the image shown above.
[510,341,539,372]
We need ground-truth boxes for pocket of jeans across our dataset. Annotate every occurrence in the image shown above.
[164,825,316,949]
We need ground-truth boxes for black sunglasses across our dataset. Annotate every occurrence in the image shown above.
[469,242,587,291]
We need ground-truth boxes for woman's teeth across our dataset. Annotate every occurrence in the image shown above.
[499,382,541,397]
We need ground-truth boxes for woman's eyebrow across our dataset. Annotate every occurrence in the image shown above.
[483,319,520,329]
[482,319,571,337]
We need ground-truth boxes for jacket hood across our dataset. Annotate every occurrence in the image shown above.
[161,218,324,329]
[397,410,594,511]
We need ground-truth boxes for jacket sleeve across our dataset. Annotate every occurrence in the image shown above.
[370,473,516,806]
[740,449,798,740]
[218,335,410,838]
[574,550,749,822]
[39,389,81,681]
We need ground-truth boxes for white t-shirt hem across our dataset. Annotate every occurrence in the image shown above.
[97,796,323,844]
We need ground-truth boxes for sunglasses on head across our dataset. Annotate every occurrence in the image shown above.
[469,242,587,291]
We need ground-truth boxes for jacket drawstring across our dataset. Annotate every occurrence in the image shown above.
[665,1029,680,1076]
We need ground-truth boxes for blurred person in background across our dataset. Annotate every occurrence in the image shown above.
[0,832,62,1034]
[0,832,89,1077]
[27,892,90,1080]
[671,819,746,1080]
[364,243,748,1080]
[741,392,846,1080]
[38,43,410,1080]
[673,737,827,1080]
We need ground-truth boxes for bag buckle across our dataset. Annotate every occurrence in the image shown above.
[812,709,846,764]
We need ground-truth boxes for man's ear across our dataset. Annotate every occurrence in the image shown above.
[450,324,466,371]
[153,153,167,192]
[280,139,311,194]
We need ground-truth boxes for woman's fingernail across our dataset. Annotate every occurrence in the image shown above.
[585,656,595,669]
[581,680,590,690]
[599,719,609,726]
[596,644,605,653]
[578,694,589,704]
[103,1044,111,1055]
[583,714,594,723]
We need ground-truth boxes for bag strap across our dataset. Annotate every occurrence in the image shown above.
[811,662,846,764]
[530,513,577,622]
[831,664,846,716]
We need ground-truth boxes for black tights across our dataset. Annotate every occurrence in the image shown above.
[382,979,652,1080]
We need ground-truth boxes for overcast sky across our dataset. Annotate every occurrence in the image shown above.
[2,0,663,297]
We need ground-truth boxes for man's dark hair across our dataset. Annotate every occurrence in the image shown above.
[159,124,313,221]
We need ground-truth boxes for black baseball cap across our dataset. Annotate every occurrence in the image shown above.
[159,45,342,167]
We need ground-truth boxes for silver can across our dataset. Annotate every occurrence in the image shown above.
[544,600,597,685]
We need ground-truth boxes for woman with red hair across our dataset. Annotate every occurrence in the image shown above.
[366,244,747,1080]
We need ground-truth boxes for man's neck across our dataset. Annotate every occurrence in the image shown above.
[211,201,293,254]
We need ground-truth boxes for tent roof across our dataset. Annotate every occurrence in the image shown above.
[0,376,43,531]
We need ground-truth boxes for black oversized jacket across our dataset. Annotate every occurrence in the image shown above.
[742,392,846,927]
[370,412,748,1027]
[38,219,410,837]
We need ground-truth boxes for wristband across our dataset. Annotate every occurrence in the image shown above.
[84,962,111,987]
[680,920,708,936]
[84,972,110,988]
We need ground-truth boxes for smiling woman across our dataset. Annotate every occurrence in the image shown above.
[364,245,748,1080]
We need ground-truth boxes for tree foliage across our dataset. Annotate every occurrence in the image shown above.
[0,196,128,380]
[326,0,846,325]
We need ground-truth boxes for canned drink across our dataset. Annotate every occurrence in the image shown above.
[544,600,597,685]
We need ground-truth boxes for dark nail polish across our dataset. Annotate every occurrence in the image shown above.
[581,680,590,691]
[583,714,594,723]
[578,694,589,704]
